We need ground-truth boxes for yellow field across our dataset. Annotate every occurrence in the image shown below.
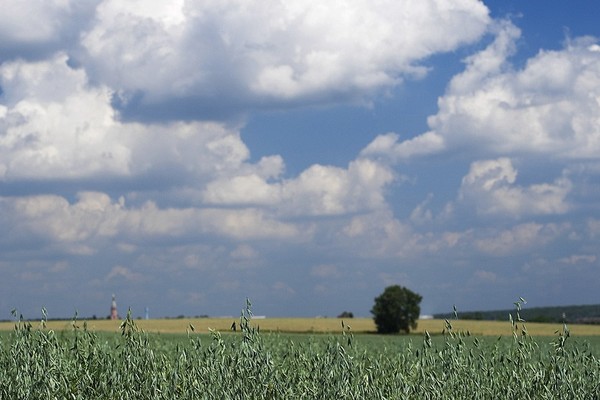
[1,317,600,336]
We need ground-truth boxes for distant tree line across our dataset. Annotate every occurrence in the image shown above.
[434,304,600,324]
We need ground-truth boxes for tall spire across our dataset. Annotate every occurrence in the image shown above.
[110,294,118,320]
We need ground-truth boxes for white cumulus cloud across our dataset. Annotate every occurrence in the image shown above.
[0,54,131,179]
[202,158,394,216]
[362,22,600,161]
[76,0,490,119]
[459,158,571,217]
[0,191,305,253]
[0,54,264,183]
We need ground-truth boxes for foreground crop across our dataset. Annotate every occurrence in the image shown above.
[1,303,598,399]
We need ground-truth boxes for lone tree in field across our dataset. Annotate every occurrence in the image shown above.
[371,285,422,334]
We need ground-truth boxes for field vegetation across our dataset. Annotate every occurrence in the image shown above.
[435,303,600,324]
[3,316,600,336]
[0,300,599,398]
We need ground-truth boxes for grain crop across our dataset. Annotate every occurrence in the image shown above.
[0,299,598,399]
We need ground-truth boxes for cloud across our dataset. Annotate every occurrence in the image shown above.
[559,254,597,265]
[230,244,259,261]
[203,174,280,208]
[365,22,600,161]
[280,159,394,216]
[0,0,98,60]
[474,222,566,256]
[434,33,600,158]
[0,54,260,183]
[409,194,434,225]
[588,218,600,238]
[272,281,295,296]
[106,265,144,283]
[4,192,121,245]
[0,52,395,220]
[0,192,305,254]
[203,158,394,216]
[458,158,571,217]
[310,264,340,278]
[0,54,131,179]
[472,269,497,283]
[74,0,490,120]
[339,209,415,257]
[360,131,445,162]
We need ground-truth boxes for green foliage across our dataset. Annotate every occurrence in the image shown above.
[1,301,599,399]
[371,285,422,334]
[435,303,600,324]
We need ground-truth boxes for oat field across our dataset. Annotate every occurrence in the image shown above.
[1,301,599,399]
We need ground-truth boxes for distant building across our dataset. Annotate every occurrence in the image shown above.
[110,294,118,320]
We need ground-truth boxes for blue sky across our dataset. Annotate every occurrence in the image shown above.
[1,0,599,320]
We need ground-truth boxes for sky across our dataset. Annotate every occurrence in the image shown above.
[1,0,600,320]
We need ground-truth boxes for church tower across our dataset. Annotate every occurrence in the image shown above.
[110,294,118,320]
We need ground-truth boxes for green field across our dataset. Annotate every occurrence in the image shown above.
[1,306,599,399]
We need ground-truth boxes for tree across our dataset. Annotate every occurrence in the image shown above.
[371,285,422,334]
